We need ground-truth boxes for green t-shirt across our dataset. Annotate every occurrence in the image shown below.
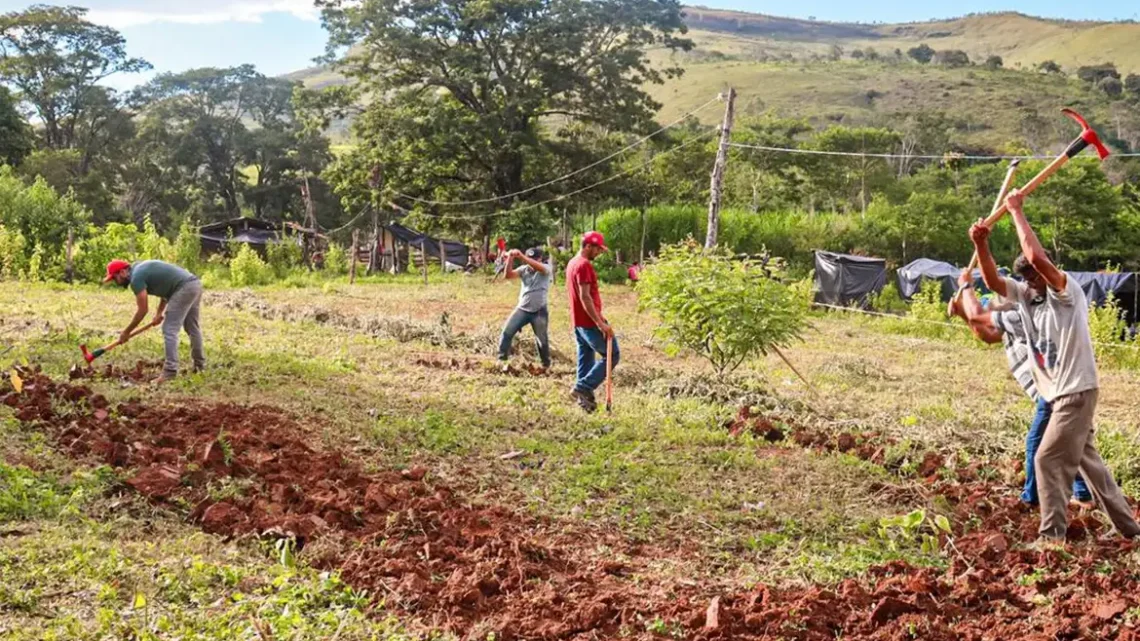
[129,260,194,299]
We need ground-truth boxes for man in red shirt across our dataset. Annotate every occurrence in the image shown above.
[566,231,619,413]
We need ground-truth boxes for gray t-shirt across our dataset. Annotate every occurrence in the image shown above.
[515,262,553,312]
[130,260,195,300]
[1004,275,1098,402]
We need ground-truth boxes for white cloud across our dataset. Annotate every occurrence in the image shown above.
[84,0,320,28]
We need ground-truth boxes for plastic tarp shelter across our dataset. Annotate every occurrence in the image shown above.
[1070,272,1138,324]
[383,222,469,267]
[813,251,887,309]
[199,218,284,253]
[897,258,960,302]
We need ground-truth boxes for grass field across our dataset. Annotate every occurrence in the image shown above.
[5,273,1140,638]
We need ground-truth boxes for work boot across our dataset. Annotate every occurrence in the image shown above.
[570,389,596,413]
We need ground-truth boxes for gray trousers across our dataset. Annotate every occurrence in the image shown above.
[1036,388,1140,539]
[163,279,205,376]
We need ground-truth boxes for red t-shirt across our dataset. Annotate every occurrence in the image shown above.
[567,255,602,328]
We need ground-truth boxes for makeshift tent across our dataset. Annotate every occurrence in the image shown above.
[897,258,959,302]
[199,218,284,253]
[382,223,469,267]
[1070,272,1138,324]
[813,251,887,308]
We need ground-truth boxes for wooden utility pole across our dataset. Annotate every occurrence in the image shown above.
[350,230,359,284]
[705,88,736,249]
[440,238,447,271]
[639,208,648,265]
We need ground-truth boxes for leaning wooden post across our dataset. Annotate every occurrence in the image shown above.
[65,228,74,283]
[349,229,359,284]
[639,207,648,265]
[440,237,447,272]
[706,87,736,249]
[421,238,429,285]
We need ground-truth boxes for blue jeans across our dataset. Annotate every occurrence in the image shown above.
[1022,396,1092,504]
[498,307,551,368]
[573,327,620,394]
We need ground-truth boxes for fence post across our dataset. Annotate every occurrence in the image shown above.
[65,228,74,283]
[421,239,429,285]
[350,229,358,284]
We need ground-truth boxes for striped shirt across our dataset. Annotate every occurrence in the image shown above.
[992,310,1038,401]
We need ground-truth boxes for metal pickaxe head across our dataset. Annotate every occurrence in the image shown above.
[80,344,94,364]
[1061,108,1111,160]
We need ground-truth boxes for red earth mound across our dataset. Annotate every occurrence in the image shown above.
[5,367,1140,640]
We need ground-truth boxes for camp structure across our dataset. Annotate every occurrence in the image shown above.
[813,251,887,309]
[376,223,469,272]
[897,258,960,302]
[199,218,288,254]
[1070,272,1138,324]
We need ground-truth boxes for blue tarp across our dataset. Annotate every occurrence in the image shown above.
[897,258,960,302]
[1069,272,1137,307]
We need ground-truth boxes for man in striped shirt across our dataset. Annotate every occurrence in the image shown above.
[950,270,1092,506]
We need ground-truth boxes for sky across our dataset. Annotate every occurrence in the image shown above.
[0,0,1137,92]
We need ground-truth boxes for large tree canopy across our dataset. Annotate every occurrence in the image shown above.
[0,5,150,151]
[318,0,692,234]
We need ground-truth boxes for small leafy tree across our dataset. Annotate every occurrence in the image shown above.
[325,243,348,276]
[265,233,304,278]
[229,243,273,287]
[171,218,202,273]
[907,44,935,64]
[638,241,807,375]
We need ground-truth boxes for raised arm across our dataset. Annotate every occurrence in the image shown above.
[517,252,549,275]
[1005,189,1066,292]
[969,221,1008,299]
[503,249,521,280]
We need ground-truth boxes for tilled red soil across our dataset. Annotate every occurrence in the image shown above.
[5,367,1140,640]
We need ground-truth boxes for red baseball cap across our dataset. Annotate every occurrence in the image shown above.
[582,231,608,251]
[103,259,130,283]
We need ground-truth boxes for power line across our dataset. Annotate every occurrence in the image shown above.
[414,129,718,221]
[728,142,1140,160]
[814,302,1140,351]
[393,95,722,207]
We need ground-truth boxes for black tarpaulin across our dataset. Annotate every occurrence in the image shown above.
[199,218,284,253]
[813,251,887,308]
[897,258,960,301]
[385,223,469,266]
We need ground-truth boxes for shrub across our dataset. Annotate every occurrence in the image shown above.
[638,240,808,375]
[1087,294,1140,369]
[171,218,203,273]
[138,216,172,262]
[0,166,90,277]
[869,282,907,314]
[325,243,348,276]
[229,243,273,287]
[266,234,304,278]
[0,224,28,279]
[73,222,140,283]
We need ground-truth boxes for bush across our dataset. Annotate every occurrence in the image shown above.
[0,166,90,277]
[171,218,203,273]
[638,241,808,374]
[73,222,141,283]
[869,282,908,314]
[0,224,28,279]
[1087,294,1140,369]
[325,243,348,276]
[266,234,304,278]
[229,243,273,287]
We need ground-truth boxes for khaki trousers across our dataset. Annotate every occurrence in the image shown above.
[1035,388,1140,540]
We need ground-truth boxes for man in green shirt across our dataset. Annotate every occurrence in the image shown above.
[104,259,205,381]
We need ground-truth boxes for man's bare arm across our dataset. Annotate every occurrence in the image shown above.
[578,283,612,337]
[1006,189,1066,291]
[969,221,1008,298]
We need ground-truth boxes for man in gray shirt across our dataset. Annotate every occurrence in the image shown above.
[105,258,205,382]
[971,188,1140,541]
[498,247,552,372]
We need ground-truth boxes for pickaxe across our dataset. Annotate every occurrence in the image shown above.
[948,159,1022,315]
[79,321,160,364]
[605,336,614,413]
[977,108,1110,230]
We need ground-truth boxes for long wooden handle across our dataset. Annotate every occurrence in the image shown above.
[965,160,1024,271]
[99,321,160,353]
[982,154,1070,228]
[605,336,614,412]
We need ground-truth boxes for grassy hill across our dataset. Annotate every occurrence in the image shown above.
[288,6,1139,149]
